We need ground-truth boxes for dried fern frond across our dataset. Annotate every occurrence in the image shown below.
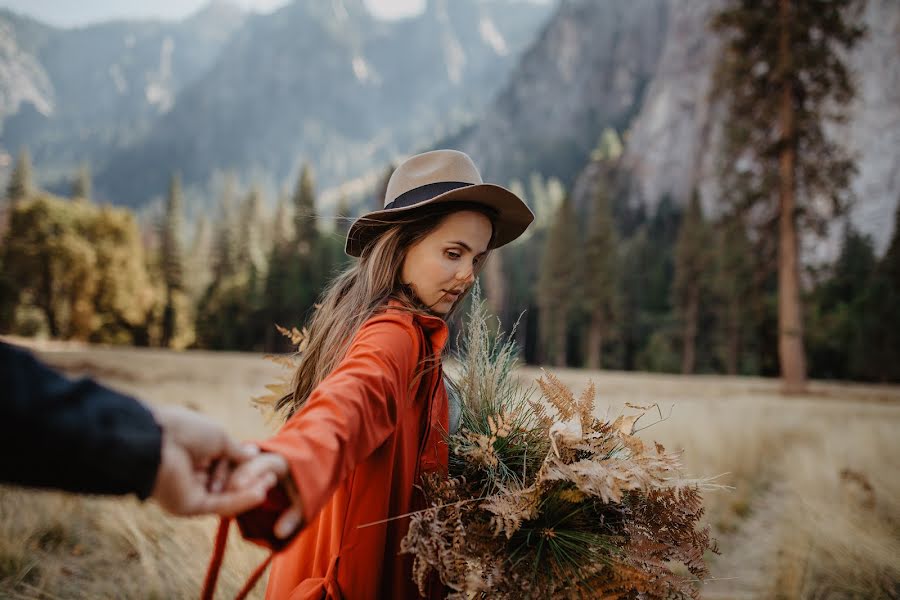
[447,284,547,493]
[400,286,718,599]
[252,324,307,422]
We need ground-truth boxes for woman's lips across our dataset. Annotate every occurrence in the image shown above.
[442,290,461,301]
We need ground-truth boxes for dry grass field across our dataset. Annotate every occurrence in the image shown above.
[2,340,898,599]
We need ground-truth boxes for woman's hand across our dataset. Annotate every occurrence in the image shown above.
[228,451,305,539]
[150,405,277,516]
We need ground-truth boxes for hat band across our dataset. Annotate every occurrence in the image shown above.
[383,181,472,211]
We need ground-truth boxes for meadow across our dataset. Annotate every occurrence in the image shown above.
[2,340,898,599]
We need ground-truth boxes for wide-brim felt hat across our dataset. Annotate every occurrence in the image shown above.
[345,149,535,257]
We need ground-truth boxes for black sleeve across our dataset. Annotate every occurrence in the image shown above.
[0,342,162,499]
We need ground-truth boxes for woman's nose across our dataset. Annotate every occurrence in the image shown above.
[456,264,476,285]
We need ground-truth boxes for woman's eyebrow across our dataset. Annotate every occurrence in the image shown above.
[448,240,472,252]
[448,240,487,256]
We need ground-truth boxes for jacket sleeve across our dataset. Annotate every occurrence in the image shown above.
[257,316,420,524]
[0,341,162,499]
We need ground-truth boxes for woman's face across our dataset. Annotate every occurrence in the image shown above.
[401,209,493,315]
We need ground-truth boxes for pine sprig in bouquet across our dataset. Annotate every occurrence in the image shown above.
[400,288,718,599]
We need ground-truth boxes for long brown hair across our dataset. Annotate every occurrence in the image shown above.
[276,202,497,419]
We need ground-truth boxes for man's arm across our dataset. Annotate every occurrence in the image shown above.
[0,341,274,515]
[0,341,162,498]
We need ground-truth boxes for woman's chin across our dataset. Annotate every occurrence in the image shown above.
[430,299,453,315]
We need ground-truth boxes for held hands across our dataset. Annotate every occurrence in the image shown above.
[150,405,277,516]
[227,451,305,540]
[149,405,304,541]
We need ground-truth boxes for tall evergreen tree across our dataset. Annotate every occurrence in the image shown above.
[186,215,213,302]
[237,186,266,275]
[537,196,576,367]
[160,173,185,347]
[858,199,900,381]
[583,179,619,370]
[264,193,294,351]
[293,164,319,254]
[672,191,712,374]
[712,214,754,375]
[806,225,876,379]
[6,148,34,206]
[210,177,239,283]
[72,163,91,201]
[334,193,352,236]
[712,0,866,392]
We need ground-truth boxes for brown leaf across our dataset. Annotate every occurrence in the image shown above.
[612,414,639,436]
[625,402,654,410]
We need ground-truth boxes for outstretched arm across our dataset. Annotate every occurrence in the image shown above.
[228,316,420,541]
[0,341,273,516]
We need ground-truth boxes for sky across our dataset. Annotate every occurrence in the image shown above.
[0,0,427,27]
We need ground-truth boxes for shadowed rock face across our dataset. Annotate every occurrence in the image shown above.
[455,0,669,188]
[1,0,552,207]
[90,0,552,207]
[0,3,246,178]
[457,0,896,257]
[615,0,899,257]
[843,0,900,255]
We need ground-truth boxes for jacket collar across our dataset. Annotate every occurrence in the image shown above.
[386,298,449,354]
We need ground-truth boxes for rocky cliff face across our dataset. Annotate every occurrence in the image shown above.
[455,0,668,187]
[0,3,246,181]
[615,0,722,218]
[842,0,900,254]
[93,0,551,207]
[616,0,899,254]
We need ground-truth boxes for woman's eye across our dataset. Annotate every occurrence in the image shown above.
[447,251,461,259]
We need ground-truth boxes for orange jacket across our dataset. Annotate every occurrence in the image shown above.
[256,302,450,599]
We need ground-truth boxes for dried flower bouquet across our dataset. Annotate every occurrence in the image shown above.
[400,289,718,599]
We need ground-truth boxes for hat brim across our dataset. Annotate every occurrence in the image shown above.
[345,183,534,257]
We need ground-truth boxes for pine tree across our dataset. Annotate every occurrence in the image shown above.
[6,148,34,206]
[672,192,711,374]
[186,215,213,301]
[583,179,619,370]
[712,214,754,375]
[712,0,866,392]
[237,186,266,275]
[160,173,185,347]
[537,196,576,367]
[264,193,294,351]
[293,164,319,255]
[272,192,292,252]
[805,225,876,379]
[859,198,900,381]
[210,176,239,283]
[72,162,91,201]
[334,193,352,236]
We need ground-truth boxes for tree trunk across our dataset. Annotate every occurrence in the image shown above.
[725,295,741,376]
[482,250,507,322]
[162,287,175,348]
[681,283,699,374]
[777,0,807,393]
[39,258,60,338]
[586,312,603,370]
[553,313,567,368]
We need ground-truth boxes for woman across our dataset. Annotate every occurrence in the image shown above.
[216,149,533,599]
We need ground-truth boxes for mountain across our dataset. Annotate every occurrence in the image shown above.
[0,1,245,182]
[452,0,897,255]
[450,0,668,188]
[93,0,554,207]
[615,0,900,255]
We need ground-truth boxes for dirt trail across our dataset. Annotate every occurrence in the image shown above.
[702,480,787,600]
